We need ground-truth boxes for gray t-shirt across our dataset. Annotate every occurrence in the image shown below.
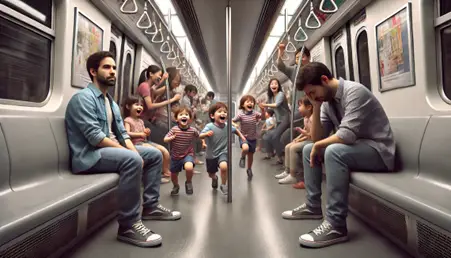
[201,122,236,159]
[269,91,290,121]
[104,96,118,143]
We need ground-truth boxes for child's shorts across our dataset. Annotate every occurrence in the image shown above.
[206,153,228,173]
[170,155,195,173]
[239,139,257,153]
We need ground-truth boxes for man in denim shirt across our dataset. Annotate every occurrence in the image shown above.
[65,51,181,248]
[282,62,395,248]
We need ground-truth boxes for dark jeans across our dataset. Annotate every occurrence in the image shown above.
[262,115,290,158]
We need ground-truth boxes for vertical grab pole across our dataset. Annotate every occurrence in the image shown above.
[226,3,232,202]
[160,57,171,152]
[290,46,304,141]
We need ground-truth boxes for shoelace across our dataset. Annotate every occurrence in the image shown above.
[157,204,171,213]
[293,203,307,212]
[133,221,151,236]
[312,221,332,236]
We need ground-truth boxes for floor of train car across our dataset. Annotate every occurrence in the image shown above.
[66,147,409,258]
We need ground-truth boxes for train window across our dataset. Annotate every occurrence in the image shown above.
[440,0,451,16]
[334,46,347,79]
[0,16,51,103]
[1,0,52,27]
[440,24,451,99]
[121,53,132,102]
[108,41,117,98]
[356,30,371,90]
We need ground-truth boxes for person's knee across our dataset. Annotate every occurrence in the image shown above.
[302,143,314,158]
[143,146,163,162]
[123,150,143,168]
[324,143,347,162]
[184,162,194,171]
[242,144,249,152]
[219,161,227,171]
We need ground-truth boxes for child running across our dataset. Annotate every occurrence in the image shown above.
[232,95,262,180]
[275,96,313,189]
[123,96,170,183]
[200,102,247,195]
[164,106,199,196]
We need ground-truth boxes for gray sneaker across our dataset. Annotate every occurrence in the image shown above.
[239,156,245,168]
[142,204,181,221]
[299,220,349,248]
[282,203,323,220]
[220,184,228,195]
[117,220,162,247]
[211,175,218,189]
[185,181,193,195]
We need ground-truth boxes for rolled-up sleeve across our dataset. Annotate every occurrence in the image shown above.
[320,105,334,139]
[335,87,372,144]
[68,94,106,146]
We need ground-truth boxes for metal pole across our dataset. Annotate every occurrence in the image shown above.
[290,46,304,141]
[226,3,232,202]
[160,57,172,152]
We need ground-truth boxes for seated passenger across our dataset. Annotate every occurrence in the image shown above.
[65,51,181,248]
[122,96,170,184]
[282,62,395,248]
[199,102,247,195]
[232,94,262,180]
[276,96,313,187]
[164,106,199,196]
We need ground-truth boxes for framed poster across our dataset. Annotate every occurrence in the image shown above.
[71,8,104,88]
[375,3,415,92]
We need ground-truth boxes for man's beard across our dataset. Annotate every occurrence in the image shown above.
[97,75,116,87]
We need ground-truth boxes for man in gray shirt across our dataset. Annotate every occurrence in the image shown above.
[281,62,395,248]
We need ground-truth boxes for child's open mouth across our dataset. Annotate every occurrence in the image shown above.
[219,115,227,122]
[136,109,143,115]
[246,105,253,109]
[180,118,188,123]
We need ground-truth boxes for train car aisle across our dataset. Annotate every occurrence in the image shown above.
[66,147,408,258]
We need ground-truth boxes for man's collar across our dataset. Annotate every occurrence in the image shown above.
[88,83,113,99]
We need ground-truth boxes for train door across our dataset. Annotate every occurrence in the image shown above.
[118,36,136,106]
[350,10,372,91]
[109,25,122,101]
[331,26,352,80]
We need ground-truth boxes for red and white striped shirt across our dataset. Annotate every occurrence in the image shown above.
[165,126,199,160]
[232,111,262,140]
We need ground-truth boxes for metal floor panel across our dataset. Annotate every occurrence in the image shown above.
[66,147,409,258]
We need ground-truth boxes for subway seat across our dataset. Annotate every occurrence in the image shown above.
[350,116,451,233]
[0,116,119,248]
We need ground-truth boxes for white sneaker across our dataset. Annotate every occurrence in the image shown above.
[279,174,297,184]
[275,171,289,179]
[194,170,202,174]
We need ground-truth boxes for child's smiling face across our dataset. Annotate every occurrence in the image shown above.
[129,102,143,117]
[211,107,228,124]
[243,99,255,112]
[176,110,191,127]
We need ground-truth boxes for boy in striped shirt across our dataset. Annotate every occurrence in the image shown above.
[232,95,262,180]
[164,106,199,196]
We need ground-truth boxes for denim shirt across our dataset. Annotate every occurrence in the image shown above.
[65,83,130,173]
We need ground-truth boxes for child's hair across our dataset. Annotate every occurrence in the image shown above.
[266,109,275,117]
[206,91,215,99]
[239,95,256,110]
[298,96,312,108]
[173,105,193,120]
[123,95,142,118]
[184,84,198,94]
[209,102,228,122]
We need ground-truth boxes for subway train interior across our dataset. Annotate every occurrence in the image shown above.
[0,0,450,257]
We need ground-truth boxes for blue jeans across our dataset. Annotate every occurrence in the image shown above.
[84,146,162,227]
[303,143,388,228]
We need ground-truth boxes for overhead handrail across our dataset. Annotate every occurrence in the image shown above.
[306,0,321,29]
[160,33,171,53]
[144,13,157,35]
[167,44,177,60]
[294,18,308,42]
[136,2,152,29]
[270,58,278,73]
[319,0,338,14]
[151,23,164,43]
[120,0,138,14]
[285,34,297,53]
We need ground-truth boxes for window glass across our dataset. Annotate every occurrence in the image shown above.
[121,53,132,103]
[440,0,451,16]
[334,46,347,79]
[440,24,451,99]
[0,16,51,103]
[1,0,52,27]
[356,31,371,90]
[108,41,116,98]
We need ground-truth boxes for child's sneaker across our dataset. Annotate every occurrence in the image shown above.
[170,185,180,196]
[220,184,228,195]
[246,169,253,181]
[185,181,193,195]
[211,175,218,189]
[239,156,245,168]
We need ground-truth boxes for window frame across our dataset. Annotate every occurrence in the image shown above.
[355,27,371,91]
[436,0,451,104]
[0,2,54,107]
[334,44,347,80]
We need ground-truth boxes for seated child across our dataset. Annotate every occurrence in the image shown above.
[261,109,276,159]
[275,96,313,189]
[232,95,262,180]
[199,102,247,195]
[164,106,199,196]
[123,96,171,184]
